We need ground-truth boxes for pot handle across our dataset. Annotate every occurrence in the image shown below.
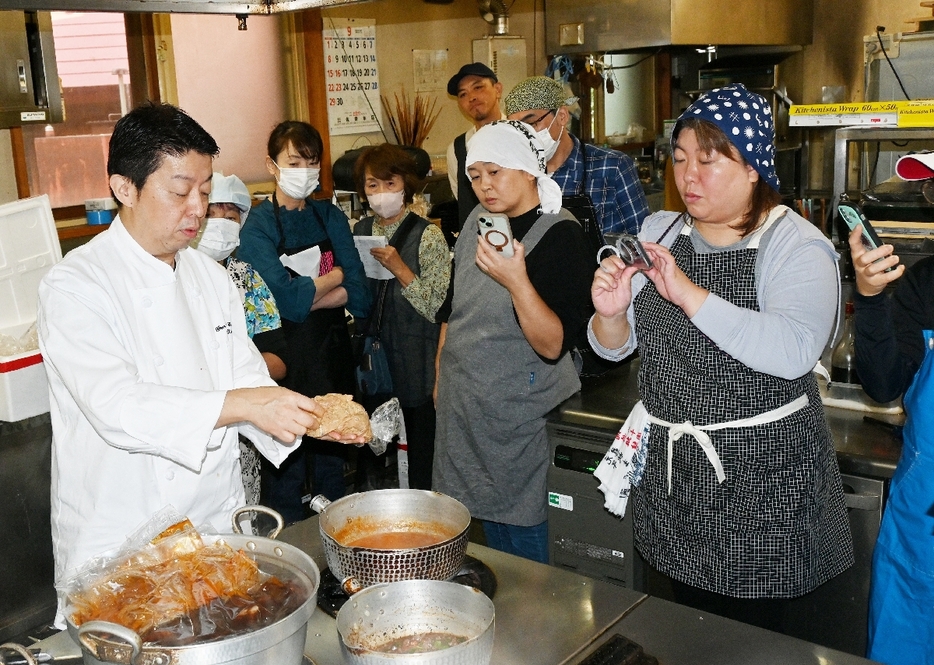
[78,621,142,665]
[340,576,364,596]
[0,642,39,665]
[231,505,285,539]
[309,495,331,514]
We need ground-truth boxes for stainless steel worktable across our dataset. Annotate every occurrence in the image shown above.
[278,516,647,665]
[25,514,876,665]
[555,358,903,479]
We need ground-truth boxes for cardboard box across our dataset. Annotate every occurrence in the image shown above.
[0,195,62,421]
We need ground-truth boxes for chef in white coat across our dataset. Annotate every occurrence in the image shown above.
[37,103,357,624]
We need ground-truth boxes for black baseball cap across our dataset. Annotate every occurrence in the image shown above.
[447,62,498,96]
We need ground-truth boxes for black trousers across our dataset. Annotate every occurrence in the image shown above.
[402,399,436,490]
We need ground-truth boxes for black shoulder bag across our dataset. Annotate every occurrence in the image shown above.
[355,214,420,396]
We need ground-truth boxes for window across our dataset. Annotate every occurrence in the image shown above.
[20,12,131,210]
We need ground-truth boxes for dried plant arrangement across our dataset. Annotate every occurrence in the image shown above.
[381,88,441,148]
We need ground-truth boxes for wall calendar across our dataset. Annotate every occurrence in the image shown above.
[322,19,382,136]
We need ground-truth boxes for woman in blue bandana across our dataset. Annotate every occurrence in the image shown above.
[589,84,853,632]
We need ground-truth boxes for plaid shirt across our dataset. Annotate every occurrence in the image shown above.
[551,135,650,235]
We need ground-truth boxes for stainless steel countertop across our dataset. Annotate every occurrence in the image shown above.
[553,358,903,479]
[278,516,647,665]
[28,515,876,665]
[583,596,876,665]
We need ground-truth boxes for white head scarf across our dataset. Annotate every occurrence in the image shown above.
[465,120,563,215]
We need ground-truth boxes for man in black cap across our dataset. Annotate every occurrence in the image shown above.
[444,63,503,232]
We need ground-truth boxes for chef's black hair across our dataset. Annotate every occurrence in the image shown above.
[107,102,219,198]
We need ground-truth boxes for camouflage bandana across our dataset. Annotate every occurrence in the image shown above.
[504,76,578,116]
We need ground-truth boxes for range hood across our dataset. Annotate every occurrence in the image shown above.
[0,0,368,14]
[546,0,813,55]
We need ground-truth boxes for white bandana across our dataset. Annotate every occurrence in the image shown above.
[465,120,563,215]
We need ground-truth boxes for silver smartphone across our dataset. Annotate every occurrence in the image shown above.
[478,213,514,258]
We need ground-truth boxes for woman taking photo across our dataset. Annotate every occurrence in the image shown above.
[589,84,853,632]
[239,121,371,523]
[352,144,450,490]
[433,120,593,562]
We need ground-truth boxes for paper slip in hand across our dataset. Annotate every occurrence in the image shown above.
[280,245,321,278]
[354,236,394,280]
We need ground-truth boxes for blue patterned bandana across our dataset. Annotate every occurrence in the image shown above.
[677,83,780,192]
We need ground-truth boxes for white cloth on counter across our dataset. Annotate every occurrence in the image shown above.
[594,401,650,518]
[38,216,301,624]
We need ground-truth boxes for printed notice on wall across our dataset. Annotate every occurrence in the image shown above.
[413,49,448,92]
[322,18,381,135]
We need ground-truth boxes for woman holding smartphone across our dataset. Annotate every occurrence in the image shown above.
[433,120,593,562]
[589,84,853,632]
[847,221,934,663]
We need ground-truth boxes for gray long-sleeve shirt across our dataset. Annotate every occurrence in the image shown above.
[589,209,840,380]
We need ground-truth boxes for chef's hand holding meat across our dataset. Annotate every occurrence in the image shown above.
[589,84,853,635]
[35,103,355,628]
[849,211,934,664]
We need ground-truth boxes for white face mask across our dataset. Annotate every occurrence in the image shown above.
[535,113,563,162]
[367,190,406,220]
[195,218,241,261]
[276,166,320,200]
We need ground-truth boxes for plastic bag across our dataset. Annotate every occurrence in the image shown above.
[64,507,306,646]
[0,322,38,357]
[368,397,402,456]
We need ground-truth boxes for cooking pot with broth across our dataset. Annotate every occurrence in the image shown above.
[311,489,471,594]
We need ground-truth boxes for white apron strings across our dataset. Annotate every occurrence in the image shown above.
[647,393,809,494]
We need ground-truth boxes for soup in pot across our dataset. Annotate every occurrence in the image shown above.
[373,632,468,654]
[345,530,445,549]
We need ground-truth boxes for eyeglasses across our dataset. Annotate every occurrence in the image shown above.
[526,109,555,130]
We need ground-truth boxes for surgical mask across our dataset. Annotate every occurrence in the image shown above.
[535,114,563,162]
[276,166,320,200]
[367,190,406,220]
[196,218,241,261]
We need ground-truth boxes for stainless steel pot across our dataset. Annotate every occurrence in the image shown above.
[336,580,494,665]
[311,489,470,594]
[66,507,319,665]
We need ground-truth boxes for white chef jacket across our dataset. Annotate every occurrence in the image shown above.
[37,216,301,606]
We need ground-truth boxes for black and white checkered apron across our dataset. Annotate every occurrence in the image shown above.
[631,217,853,598]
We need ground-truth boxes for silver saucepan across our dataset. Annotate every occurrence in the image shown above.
[66,506,319,665]
[336,580,495,665]
[311,489,471,595]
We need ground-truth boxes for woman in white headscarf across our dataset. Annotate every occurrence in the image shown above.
[432,120,594,562]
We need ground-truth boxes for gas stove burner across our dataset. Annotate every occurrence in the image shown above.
[316,554,497,618]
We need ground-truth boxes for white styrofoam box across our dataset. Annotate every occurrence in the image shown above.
[0,195,62,421]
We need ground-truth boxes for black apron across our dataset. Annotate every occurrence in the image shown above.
[631,215,852,598]
[274,196,355,398]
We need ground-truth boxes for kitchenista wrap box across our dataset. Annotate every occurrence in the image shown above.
[0,195,62,421]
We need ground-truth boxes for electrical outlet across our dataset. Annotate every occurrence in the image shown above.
[863,32,900,64]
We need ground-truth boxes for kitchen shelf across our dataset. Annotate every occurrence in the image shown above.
[833,125,934,202]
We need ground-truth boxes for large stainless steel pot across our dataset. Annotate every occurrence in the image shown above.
[311,489,470,594]
[66,507,319,665]
[336,580,494,665]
